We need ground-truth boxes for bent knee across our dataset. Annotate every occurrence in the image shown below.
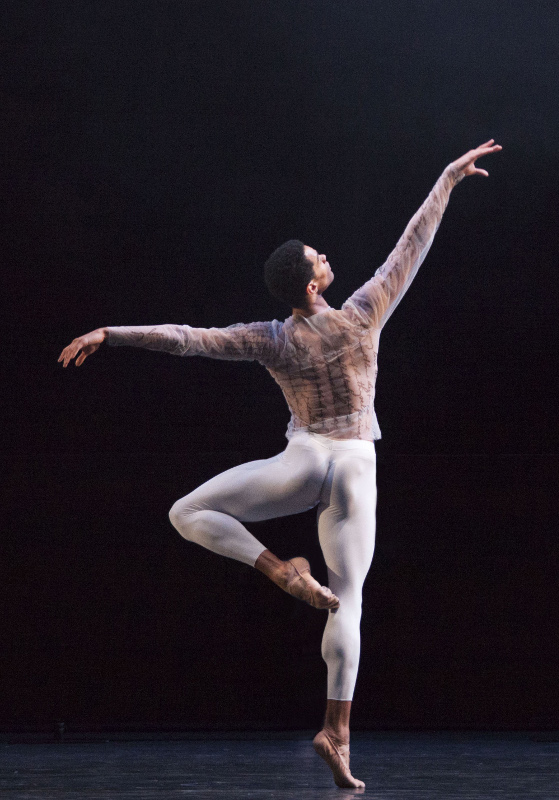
[169,496,202,535]
[168,499,182,530]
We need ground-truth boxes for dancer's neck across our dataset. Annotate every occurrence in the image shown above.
[292,295,331,318]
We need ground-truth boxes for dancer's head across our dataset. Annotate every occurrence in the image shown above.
[263,239,333,308]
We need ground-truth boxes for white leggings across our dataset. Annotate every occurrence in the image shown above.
[169,432,377,700]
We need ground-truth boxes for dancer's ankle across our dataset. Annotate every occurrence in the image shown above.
[323,725,350,746]
[254,550,290,585]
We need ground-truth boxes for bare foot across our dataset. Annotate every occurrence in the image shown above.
[313,729,365,789]
[284,558,340,610]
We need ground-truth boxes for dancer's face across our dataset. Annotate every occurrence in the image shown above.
[304,245,334,294]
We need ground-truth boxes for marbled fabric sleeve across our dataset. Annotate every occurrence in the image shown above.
[106,320,280,365]
[342,165,463,330]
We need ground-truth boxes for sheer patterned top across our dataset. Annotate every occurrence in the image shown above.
[107,165,462,441]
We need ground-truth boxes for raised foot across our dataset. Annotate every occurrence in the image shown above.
[285,557,339,610]
[313,729,365,789]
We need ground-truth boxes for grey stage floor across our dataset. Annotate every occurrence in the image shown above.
[1,733,558,799]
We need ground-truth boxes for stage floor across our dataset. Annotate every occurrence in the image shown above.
[1,733,558,799]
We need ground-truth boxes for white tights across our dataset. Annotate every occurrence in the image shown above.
[168,432,377,700]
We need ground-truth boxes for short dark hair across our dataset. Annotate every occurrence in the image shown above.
[263,239,315,307]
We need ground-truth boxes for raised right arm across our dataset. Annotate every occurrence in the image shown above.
[342,140,502,330]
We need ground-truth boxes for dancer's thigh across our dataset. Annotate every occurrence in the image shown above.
[179,440,329,522]
[317,451,377,591]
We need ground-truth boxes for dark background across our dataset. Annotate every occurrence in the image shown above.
[2,0,559,734]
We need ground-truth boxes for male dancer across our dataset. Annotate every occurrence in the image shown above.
[59,140,501,788]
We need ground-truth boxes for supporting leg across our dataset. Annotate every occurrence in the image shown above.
[313,700,364,789]
[314,450,377,788]
[324,698,352,741]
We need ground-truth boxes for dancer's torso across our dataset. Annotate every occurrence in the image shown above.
[262,307,382,442]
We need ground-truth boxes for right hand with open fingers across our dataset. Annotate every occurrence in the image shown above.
[449,139,502,179]
[58,328,107,368]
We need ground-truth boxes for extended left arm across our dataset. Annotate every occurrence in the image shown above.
[59,320,278,367]
[105,321,277,362]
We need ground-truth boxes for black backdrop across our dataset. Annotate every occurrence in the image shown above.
[2,0,559,733]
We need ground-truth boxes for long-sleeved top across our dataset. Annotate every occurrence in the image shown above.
[107,165,462,441]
